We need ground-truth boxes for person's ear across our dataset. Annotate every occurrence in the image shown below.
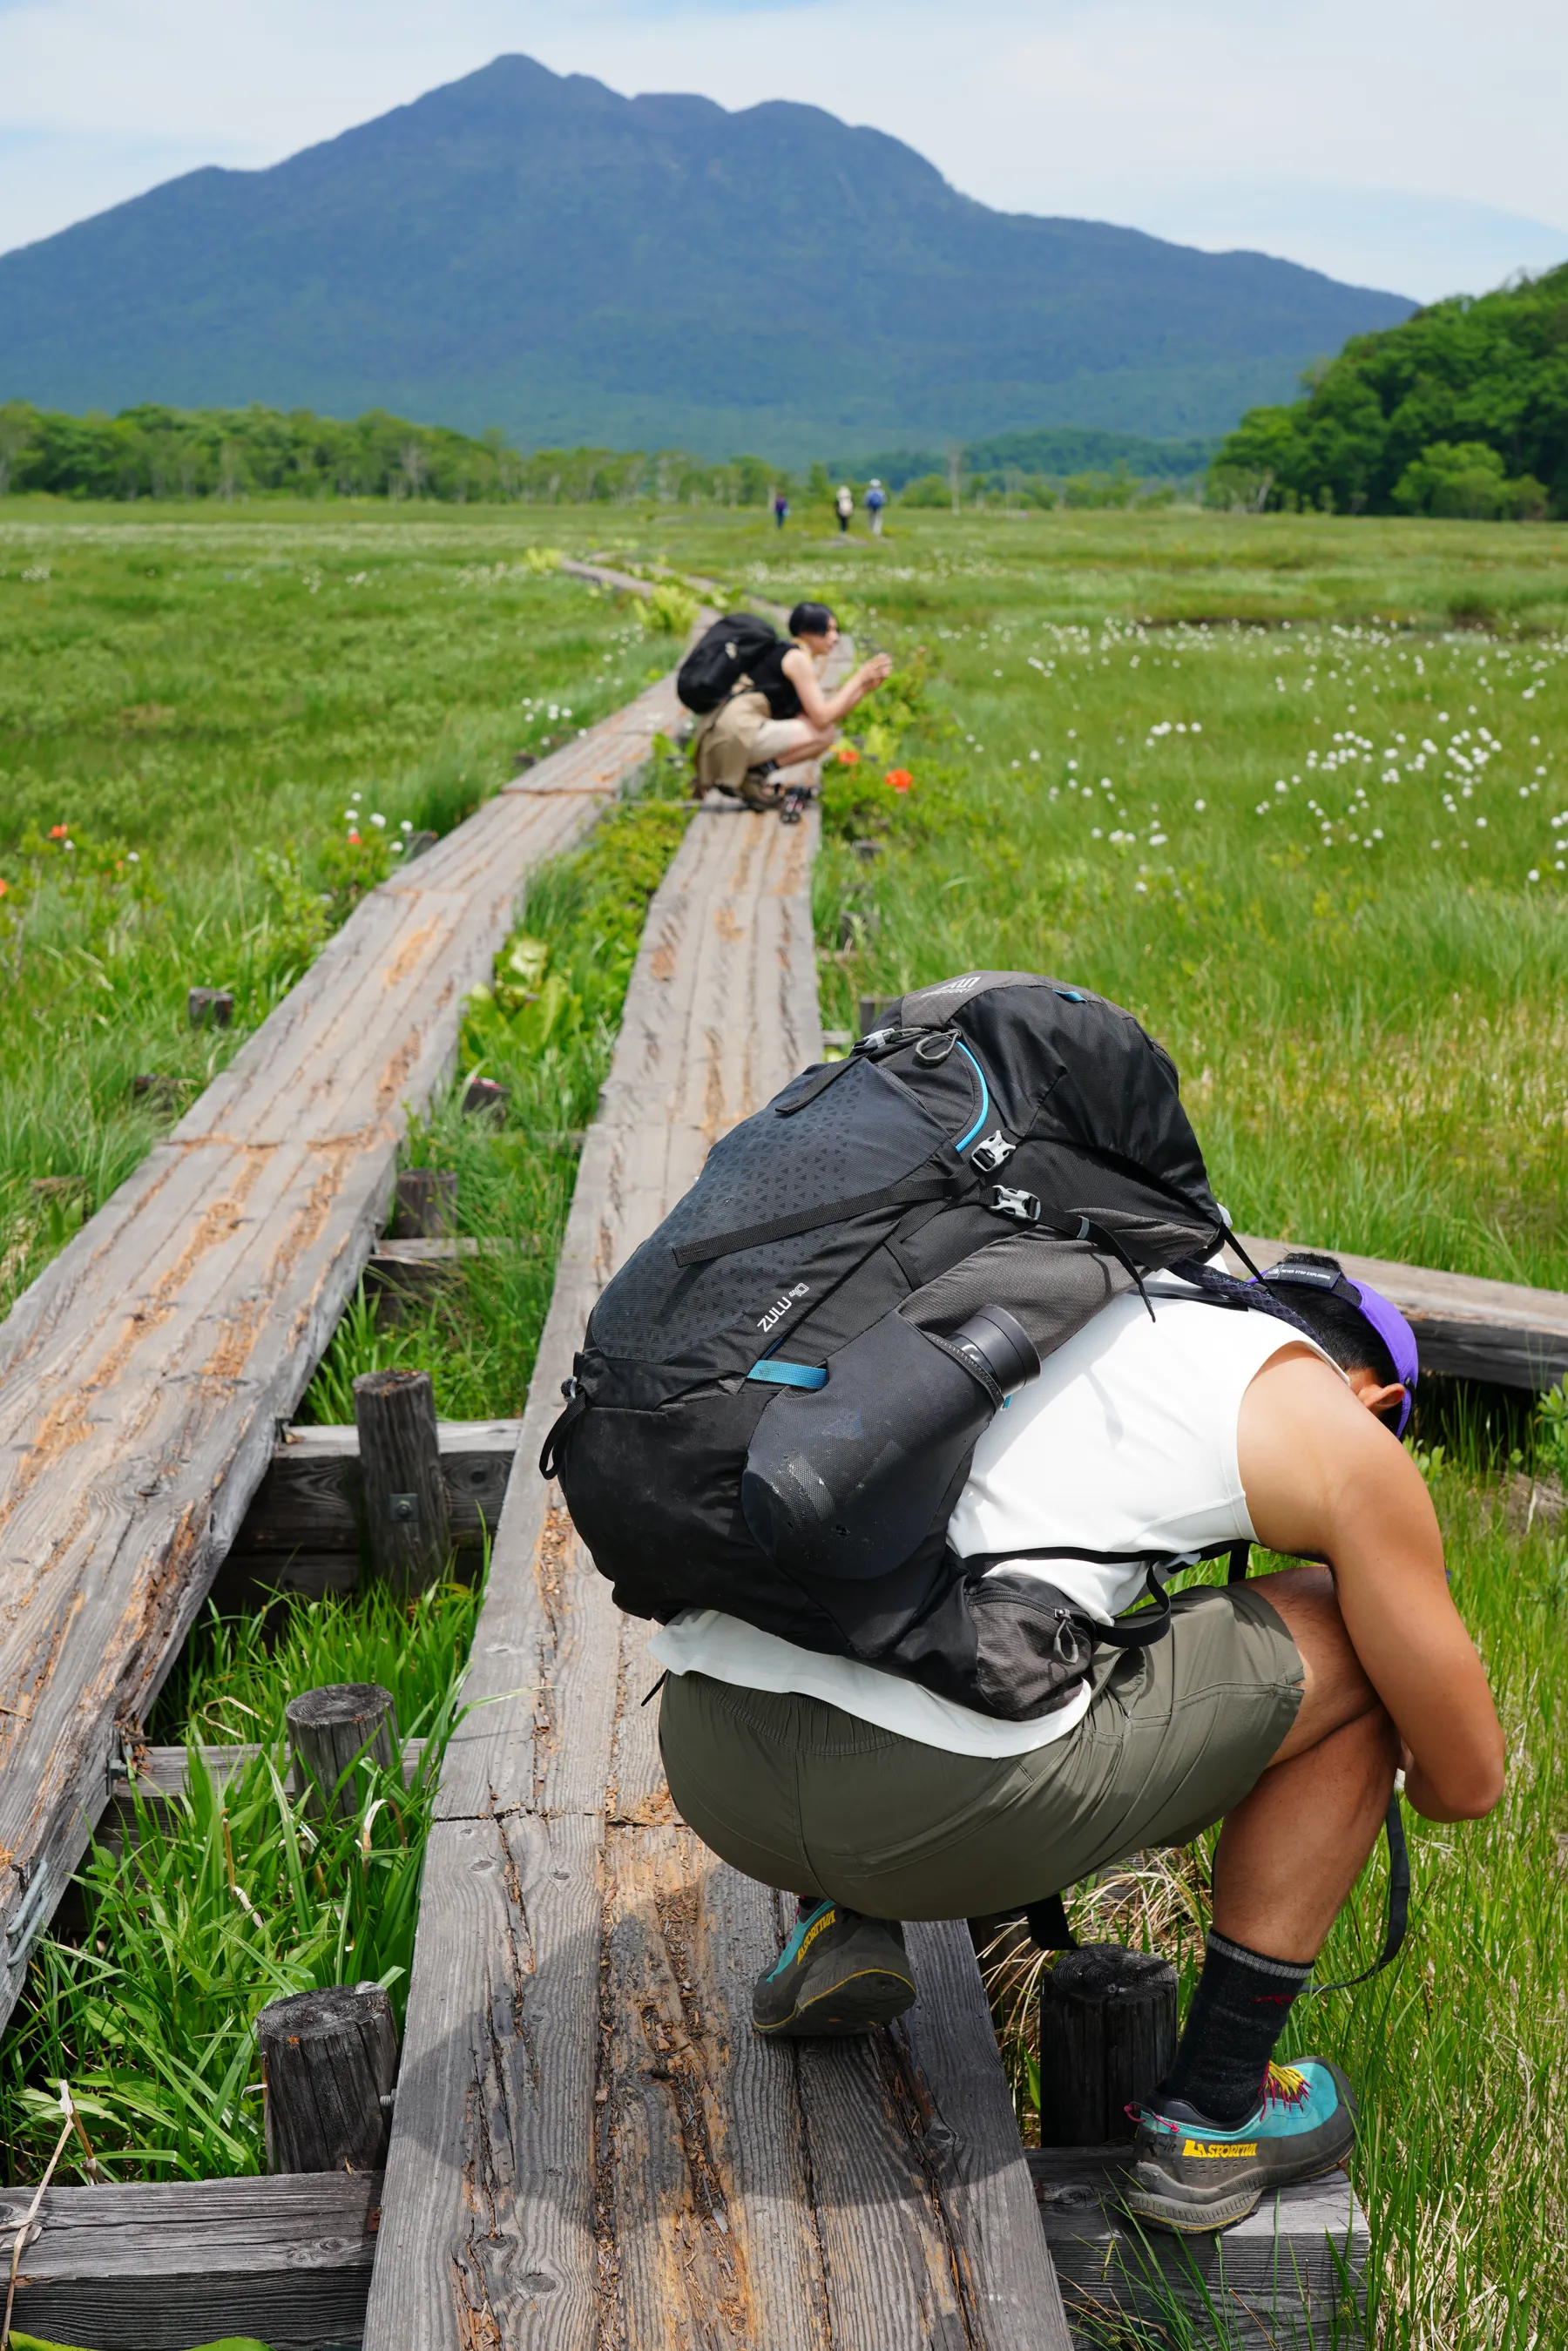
[1349,1373,1407,1424]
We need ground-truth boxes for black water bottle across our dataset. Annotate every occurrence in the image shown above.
[740,1305,1039,1581]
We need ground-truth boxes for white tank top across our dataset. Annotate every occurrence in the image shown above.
[649,1288,1335,1758]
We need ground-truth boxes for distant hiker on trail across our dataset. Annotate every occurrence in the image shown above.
[865,478,888,537]
[682,602,891,809]
[835,483,854,533]
[773,489,789,530]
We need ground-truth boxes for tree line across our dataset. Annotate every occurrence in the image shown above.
[0,402,794,507]
[1208,260,1568,519]
[0,400,1214,512]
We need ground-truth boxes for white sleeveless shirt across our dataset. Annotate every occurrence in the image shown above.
[649,1287,1335,1758]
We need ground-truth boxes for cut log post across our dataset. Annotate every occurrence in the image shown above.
[392,1167,457,1239]
[402,828,439,860]
[258,1983,400,2174]
[286,1683,399,1826]
[856,992,901,1036]
[186,985,233,1028]
[1039,1942,1178,2146]
[462,1075,510,1118]
[353,1367,452,1591]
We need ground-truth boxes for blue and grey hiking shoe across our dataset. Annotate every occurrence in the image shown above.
[752,1899,916,2037]
[1123,2059,1357,2233]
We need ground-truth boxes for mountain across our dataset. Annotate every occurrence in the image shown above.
[0,55,1415,460]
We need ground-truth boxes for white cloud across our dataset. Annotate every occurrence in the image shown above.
[1,0,1565,299]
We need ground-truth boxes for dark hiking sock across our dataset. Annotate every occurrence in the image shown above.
[1160,1930,1313,2126]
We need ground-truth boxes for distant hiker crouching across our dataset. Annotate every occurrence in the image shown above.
[686,602,890,810]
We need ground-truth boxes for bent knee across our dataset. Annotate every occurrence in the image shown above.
[1253,1564,1381,1719]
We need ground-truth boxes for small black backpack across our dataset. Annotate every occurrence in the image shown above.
[677,612,783,713]
[547,971,1250,1720]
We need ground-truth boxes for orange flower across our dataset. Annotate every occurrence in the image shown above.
[886,768,913,793]
[0,877,8,896]
[836,744,861,766]
[49,823,69,839]
[347,829,362,845]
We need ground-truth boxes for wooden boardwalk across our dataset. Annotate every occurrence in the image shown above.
[1231,1234,1568,1389]
[366,790,1071,2348]
[0,675,682,2023]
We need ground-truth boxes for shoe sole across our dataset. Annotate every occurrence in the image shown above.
[754,1964,916,2038]
[1122,2152,1353,2237]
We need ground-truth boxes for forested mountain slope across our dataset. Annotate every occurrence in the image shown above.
[0,54,1411,456]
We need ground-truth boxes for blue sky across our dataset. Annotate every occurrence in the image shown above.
[2,0,1565,299]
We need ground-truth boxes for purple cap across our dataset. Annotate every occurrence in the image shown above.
[1254,1262,1419,1436]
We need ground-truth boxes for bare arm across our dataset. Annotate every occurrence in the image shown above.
[1239,1348,1504,1821]
[782,644,891,730]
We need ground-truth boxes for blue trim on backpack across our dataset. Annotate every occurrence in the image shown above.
[747,1359,829,1389]
[954,1039,991,1153]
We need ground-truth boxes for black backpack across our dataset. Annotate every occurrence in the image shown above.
[677,612,782,713]
[546,971,1253,1721]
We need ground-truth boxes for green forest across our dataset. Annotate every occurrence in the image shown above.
[0,400,1211,510]
[0,401,795,506]
[1212,260,1568,517]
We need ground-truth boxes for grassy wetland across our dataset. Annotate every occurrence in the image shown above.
[2,497,1565,2348]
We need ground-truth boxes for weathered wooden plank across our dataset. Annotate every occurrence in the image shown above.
[0,666,682,2020]
[232,1417,520,1556]
[1028,2146,1366,2349]
[370,636,1072,2348]
[0,2167,380,2351]
[372,1808,607,2350]
[106,1737,426,1823]
[1229,1233,1568,1389]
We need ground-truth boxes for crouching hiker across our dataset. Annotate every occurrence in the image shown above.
[684,602,890,811]
[649,1249,1504,2233]
[554,974,1504,2239]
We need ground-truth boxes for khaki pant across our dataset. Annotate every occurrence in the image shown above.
[658,1582,1303,1920]
[692,690,806,800]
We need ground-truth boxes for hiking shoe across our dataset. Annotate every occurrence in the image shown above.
[740,761,784,810]
[1122,2059,1357,2234]
[752,1899,916,2037]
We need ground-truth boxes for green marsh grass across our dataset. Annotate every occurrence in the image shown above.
[0,718,693,2189]
[0,517,693,2192]
[0,507,668,1316]
[0,1577,476,2182]
[4,504,1565,2344]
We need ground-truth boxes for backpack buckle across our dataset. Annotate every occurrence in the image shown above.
[969,1131,1016,1173]
[986,1184,1041,1225]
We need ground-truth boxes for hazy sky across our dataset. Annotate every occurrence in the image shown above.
[2,0,1565,300]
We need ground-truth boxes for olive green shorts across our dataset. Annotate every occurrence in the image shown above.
[658,1582,1303,1920]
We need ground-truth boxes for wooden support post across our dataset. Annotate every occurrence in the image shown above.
[1039,1943,1178,2146]
[392,1167,457,1238]
[352,1368,452,1591]
[402,828,438,860]
[461,1075,510,1118]
[286,1682,399,1825]
[258,1983,400,2174]
[186,985,233,1028]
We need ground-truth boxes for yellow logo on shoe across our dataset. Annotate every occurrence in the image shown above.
[1181,2140,1259,2158]
[795,1908,837,1962]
